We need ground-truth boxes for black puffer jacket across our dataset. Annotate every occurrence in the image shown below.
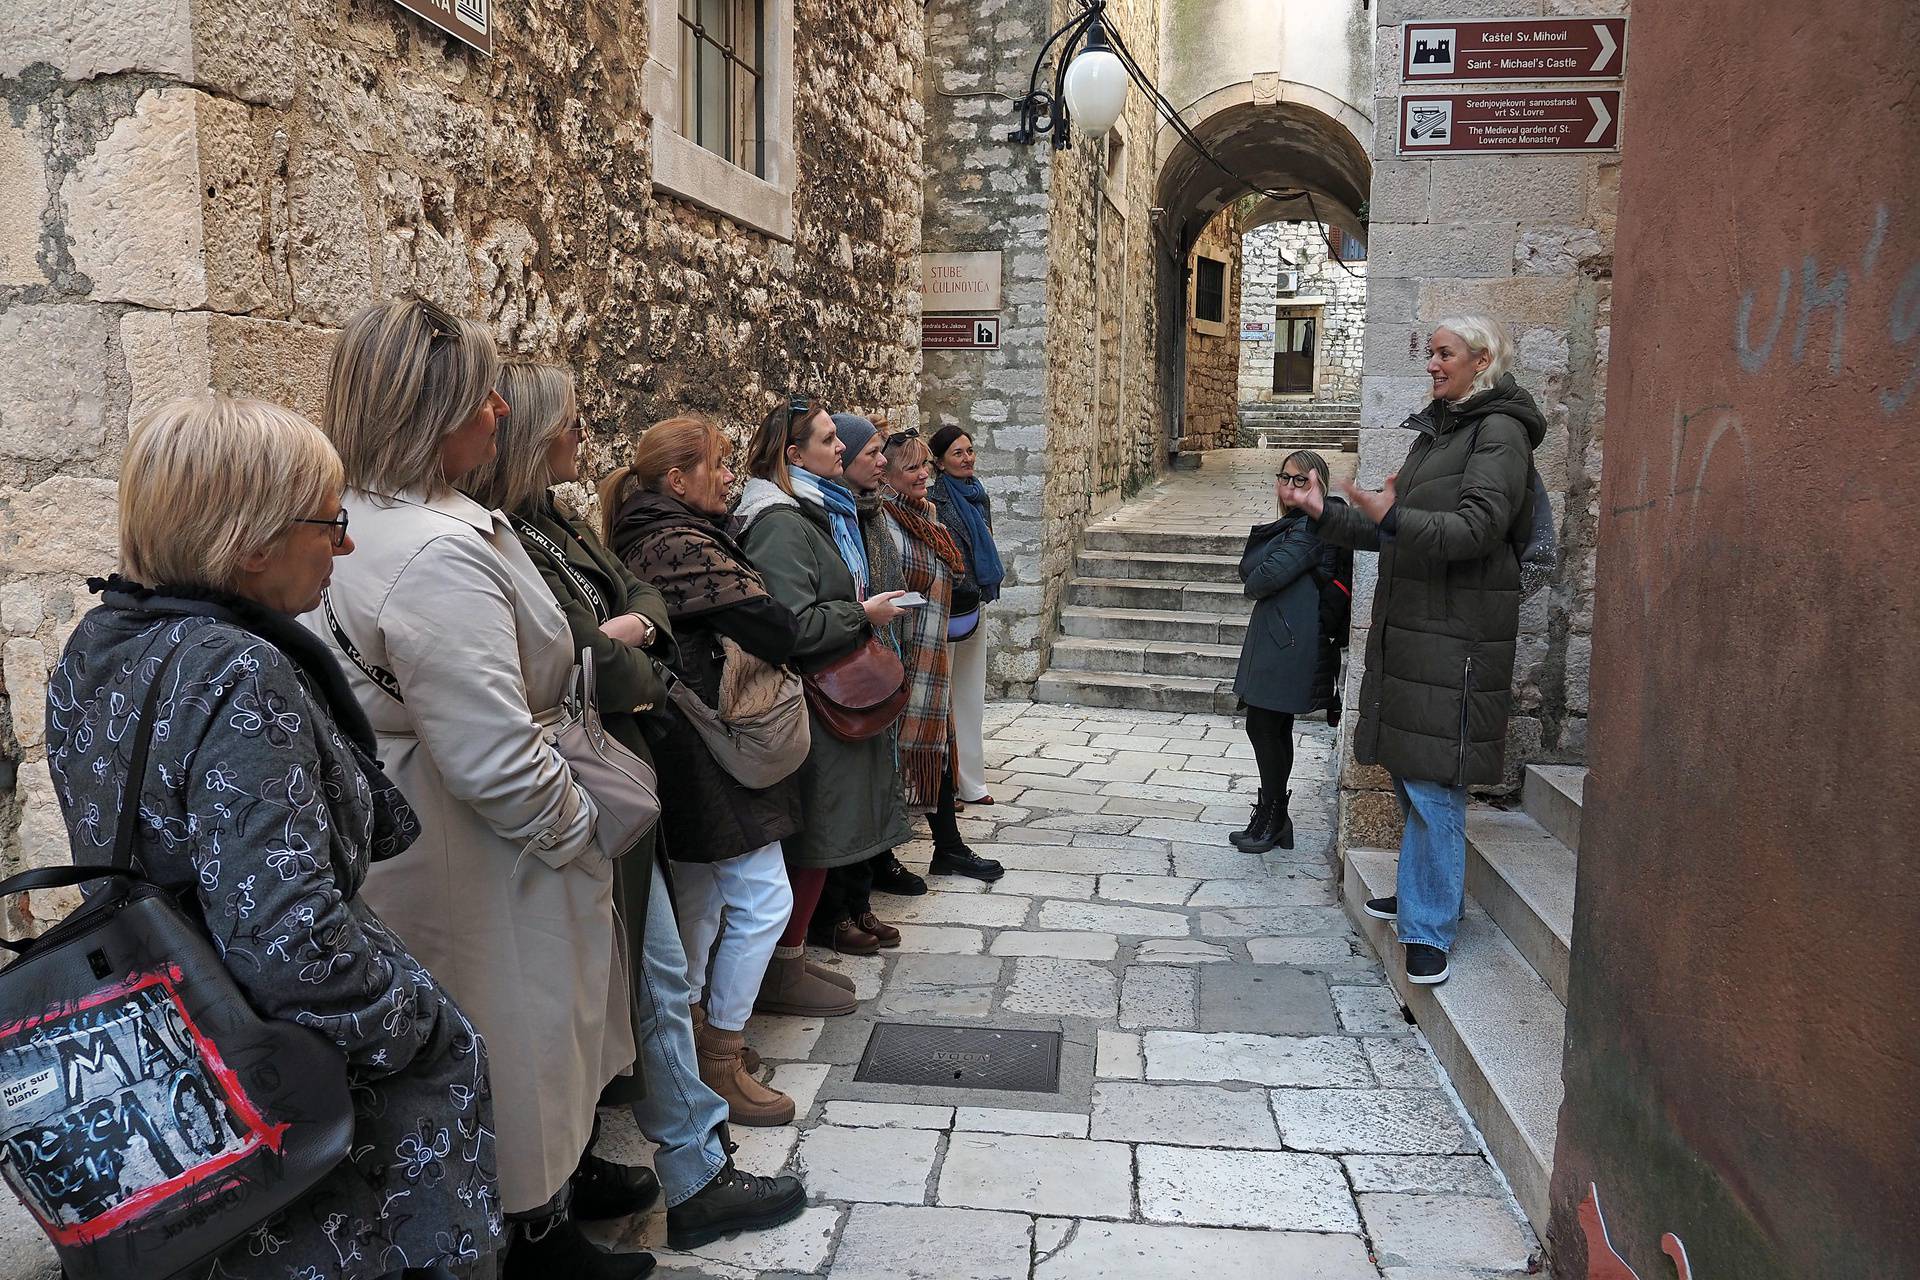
[1315,374,1546,785]
[610,488,805,865]
[1233,508,1339,715]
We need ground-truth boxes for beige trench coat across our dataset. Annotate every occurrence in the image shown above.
[303,487,635,1214]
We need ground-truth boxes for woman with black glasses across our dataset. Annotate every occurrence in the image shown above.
[1229,449,1342,854]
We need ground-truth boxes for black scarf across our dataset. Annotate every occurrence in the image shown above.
[89,574,381,757]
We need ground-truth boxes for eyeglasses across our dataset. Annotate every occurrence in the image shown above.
[1277,472,1315,489]
[292,510,350,547]
[886,427,921,447]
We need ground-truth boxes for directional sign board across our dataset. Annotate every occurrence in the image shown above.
[1402,18,1625,82]
[390,0,491,54]
[1398,91,1621,155]
[923,315,1000,351]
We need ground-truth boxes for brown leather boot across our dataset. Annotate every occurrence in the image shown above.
[855,911,901,948]
[818,917,882,956]
[754,948,856,1017]
[691,1002,760,1074]
[695,1023,795,1127]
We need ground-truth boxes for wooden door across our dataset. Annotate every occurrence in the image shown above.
[1274,314,1316,394]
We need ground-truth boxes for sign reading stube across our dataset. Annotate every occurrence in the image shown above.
[1399,91,1621,155]
[390,0,491,55]
[922,252,1002,313]
[1402,18,1626,82]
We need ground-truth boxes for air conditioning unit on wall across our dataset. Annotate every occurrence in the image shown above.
[1276,269,1300,294]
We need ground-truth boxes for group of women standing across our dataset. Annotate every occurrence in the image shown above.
[39,295,1006,1280]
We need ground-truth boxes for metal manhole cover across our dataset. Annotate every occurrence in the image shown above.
[854,1023,1062,1093]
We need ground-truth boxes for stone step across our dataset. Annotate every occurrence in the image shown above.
[1033,669,1236,715]
[1245,432,1360,455]
[1075,549,1243,585]
[1059,605,1248,646]
[1344,847,1565,1237]
[1240,402,1361,419]
[1050,636,1241,681]
[1465,807,1576,1004]
[1066,576,1251,615]
[1084,526,1246,557]
[1523,764,1585,854]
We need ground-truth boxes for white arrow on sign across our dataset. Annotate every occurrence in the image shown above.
[1585,96,1612,144]
[1591,23,1617,72]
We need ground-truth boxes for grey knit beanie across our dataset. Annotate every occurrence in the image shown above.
[831,412,878,457]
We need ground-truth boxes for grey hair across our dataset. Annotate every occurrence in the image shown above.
[1432,314,1514,398]
[464,360,577,514]
[324,298,501,497]
[120,396,343,591]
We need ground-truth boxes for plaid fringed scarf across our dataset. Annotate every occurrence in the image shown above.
[884,493,967,808]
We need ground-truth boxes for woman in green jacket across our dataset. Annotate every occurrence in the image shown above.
[466,360,805,1264]
[733,398,910,1014]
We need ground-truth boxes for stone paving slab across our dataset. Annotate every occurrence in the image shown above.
[587,698,1534,1279]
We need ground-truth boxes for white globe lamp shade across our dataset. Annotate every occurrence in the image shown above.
[1062,39,1128,139]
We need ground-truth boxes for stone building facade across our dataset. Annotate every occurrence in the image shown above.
[919,0,1163,697]
[0,0,925,930]
[1178,208,1241,452]
[1237,219,1365,405]
[1341,0,1623,846]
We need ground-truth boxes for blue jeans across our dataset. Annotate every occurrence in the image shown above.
[629,858,731,1206]
[1391,775,1469,952]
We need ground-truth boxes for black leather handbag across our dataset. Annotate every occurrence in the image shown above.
[0,644,353,1280]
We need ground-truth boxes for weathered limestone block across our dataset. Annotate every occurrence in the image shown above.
[209,315,339,425]
[4,638,48,750]
[1418,275,1580,328]
[1368,160,1431,225]
[192,0,298,106]
[62,87,207,306]
[1514,225,1607,277]
[122,308,214,424]
[0,0,192,82]
[0,305,115,465]
[0,110,48,287]
[1,581,45,635]
[9,764,80,937]
[1344,788,1404,850]
[287,149,376,325]
[1371,222,1516,281]
[0,476,121,576]
[1429,155,1588,224]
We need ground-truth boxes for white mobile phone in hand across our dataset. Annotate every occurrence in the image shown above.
[893,591,929,608]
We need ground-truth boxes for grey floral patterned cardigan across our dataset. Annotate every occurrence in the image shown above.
[43,581,501,1279]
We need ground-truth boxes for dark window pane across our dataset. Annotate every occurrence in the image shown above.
[1195,256,1226,323]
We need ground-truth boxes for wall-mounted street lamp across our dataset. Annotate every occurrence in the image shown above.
[1010,0,1130,149]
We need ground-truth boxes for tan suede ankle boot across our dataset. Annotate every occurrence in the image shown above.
[753,949,856,1017]
[695,1022,795,1127]
[691,1001,761,1074]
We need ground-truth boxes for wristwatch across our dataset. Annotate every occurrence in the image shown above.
[634,614,657,647]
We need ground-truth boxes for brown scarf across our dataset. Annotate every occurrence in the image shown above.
[613,488,769,622]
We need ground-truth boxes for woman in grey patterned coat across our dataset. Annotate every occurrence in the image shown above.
[42,397,499,1279]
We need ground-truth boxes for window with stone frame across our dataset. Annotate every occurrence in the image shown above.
[679,0,765,176]
[645,0,796,240]
[1194,256,1227,324]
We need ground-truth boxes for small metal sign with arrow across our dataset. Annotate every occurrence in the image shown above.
[1401,18,1627,83]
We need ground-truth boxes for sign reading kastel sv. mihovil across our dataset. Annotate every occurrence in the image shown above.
[1402,18,1626,82]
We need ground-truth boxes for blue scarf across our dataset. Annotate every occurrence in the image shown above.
[935,472,1004,604]
[789,466,869,596]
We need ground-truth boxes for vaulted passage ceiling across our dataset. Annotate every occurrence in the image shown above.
[1154,98,1371,251]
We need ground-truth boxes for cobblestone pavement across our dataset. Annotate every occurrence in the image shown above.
[590,701,1539,1279]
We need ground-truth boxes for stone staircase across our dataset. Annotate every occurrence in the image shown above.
[1343,763,1584,1237]
[1035,525,1249,714]
[1238,399,1360,453]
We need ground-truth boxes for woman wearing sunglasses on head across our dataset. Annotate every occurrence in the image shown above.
[1229,450,1344,856]
[734,397,910,1016]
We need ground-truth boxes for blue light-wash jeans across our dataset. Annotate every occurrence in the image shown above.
[1391,775,1470,952]
[629,857,732,1206]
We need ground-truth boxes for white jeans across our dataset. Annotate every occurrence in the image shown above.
[676,839,792,1032]
[950,626,989,800]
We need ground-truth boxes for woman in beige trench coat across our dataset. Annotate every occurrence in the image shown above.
[306,299,640,1275]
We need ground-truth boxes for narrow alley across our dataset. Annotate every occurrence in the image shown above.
[582,460,1535,1279]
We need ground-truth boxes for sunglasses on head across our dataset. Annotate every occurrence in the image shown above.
[886,427,920,447]
[409,296,461,342]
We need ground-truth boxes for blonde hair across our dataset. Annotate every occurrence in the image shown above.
[464,359,577,514]
[598,415,731,540]
[120,396,343,591]
[324,298,501,497]
[1432,315,1514,399]
[882,432,930,472]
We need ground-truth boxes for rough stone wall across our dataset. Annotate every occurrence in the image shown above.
[1238,220,1366,403]
[1341,0,1622,849]
[1180,209,1241,450]
[920,0,1160,696]
[0,0,923,932]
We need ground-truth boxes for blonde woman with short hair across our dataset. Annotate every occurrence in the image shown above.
[44,396,499,1278]
[307,299,643,1277]
[1281,314,1545,988]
